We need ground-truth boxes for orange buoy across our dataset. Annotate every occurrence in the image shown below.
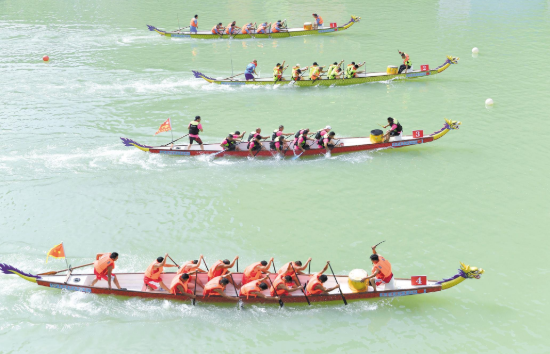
[43,55,49,62]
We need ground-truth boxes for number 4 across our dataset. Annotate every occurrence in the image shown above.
[416,278,422,285]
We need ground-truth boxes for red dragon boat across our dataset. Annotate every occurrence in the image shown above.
[120,119,461,158]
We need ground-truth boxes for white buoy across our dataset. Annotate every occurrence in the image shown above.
[485,98,494,105]
[472,47,479,54]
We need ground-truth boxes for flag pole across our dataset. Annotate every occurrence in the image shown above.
[169,118,174,143]
[62,242,70,269]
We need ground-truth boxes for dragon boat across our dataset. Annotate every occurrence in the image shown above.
[193,56,459,87]
[0,262,483,305]
[120,119,461,158]
[146,16,360,39]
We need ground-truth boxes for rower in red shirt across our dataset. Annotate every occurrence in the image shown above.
[305,261,341,295]
[242,258,274,285]
[144,254,178,291]
[208,256,240,289]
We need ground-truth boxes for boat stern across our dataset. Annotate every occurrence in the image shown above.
[0,263,41,283]
[192,70,217,84]
[120,137,152,152]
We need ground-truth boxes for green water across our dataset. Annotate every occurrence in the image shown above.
[1,0,549,352]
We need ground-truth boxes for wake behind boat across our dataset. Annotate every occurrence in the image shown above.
[120,119,461,158]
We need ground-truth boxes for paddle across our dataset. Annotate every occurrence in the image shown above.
[211,149,227,158]
[290,263,311,305]
[192,270,198,306]
[374,240,386,248]
[327,261,347,305]
[229,273,243,310]
[162,134,189,146]
[325,139,341,156]
[167,255,180,268]
[266,274,284,308]
[202,257,209,272]
[38,262,93,276]
[223,72,245,80]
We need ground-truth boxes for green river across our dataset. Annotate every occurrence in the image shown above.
[1,0,549,352]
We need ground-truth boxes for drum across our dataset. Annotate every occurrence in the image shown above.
[370,129,384,144]
[387,65,398,75]
[348,269,369,292]
[304,22,312,30]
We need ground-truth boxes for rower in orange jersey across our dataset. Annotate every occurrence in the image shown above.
[359,243,395,291]
[240,275,280,301]
[203,274,239,301]
[312,13,324,29]
[242,258,274,285]
[91,252,123,290]
[277,258,312,285]
[305,261,341,295]
[177,255,207,290]
[170,273,197,299]
[208,256,240,289]
[144,254,178,291]
[270,274,302,297]
[225,21,241,35]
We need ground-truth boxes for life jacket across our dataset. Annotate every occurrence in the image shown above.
[211,26,220,34]
[390,120,403,133]
[242,24,250,34]
[273,66,282,80]
[271,23,280,33]
[94,253,115,274]
[144,261,164,280]
[239,279,263,299]
[208,260,228,280]
[257,24,267,33]
[177,260,196,275]
[272,129,282,140]
[188,121,200,135]
[242,262,262,285]
[306,273,324,295]
[277,262,299,276]
[270,137,283,150]
[222,138,236,148]
[170,275,190,295]
[346,66,357,79]
[225,24,234,34]
[314,129,326,140]
[403,53,411,66]
[327,64,336,77]
[328,69,340,79]
[249,140,261,150]
[203,276,225,296]
[247,133,260,148]
[270,274,294,296]
[190,18,197,27]
[316,16,324,25]
[372,256,393,282]
[294,129,306,139]
[310,66,320,80]
[291,66,301,79]
[298,136,308,147]
[318,134,332,147]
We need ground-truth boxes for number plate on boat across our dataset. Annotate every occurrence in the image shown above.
[411,275,427,285]
[421,65,430,71]
[412,130,424,138]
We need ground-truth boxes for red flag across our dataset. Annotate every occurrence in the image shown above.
[155,118,172,135]
[46,243,65,263]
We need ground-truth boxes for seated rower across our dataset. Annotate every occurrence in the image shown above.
[318,131,342,151]
[314,125,332,141]
[170,273,197,299]
[203,274,239,301]
[211,23,224,35]
[91,252,123,290]
[271,135,290,153]
[225,21,240,35]
[273,61,287,81]
[272,125,294,140]
[144,254,178,291]
[242,22,254,35]
[240,275,280,301]
[277,258,312,285]
[256,22,269,34]
[248,135,266,156]
[242,258,274,285]
[305,261,341,296]
[294,130,315,153]
[312,13,324,29]
[309,62,324,81]
[292,64,302,81]
[382,117,403,142]
[231,131,246,139]
[248,128,269,142]
[271,20,287,33]
[270,274,302,297]
[328,66,343,79]
[345,64,365,79]
[177,255,207,290]
[208,257,240,289]
[221,134,241,151]
[398,50,411,73]
[360,244,395,291]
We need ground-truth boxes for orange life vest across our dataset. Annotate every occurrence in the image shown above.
[177,260,196,275]
[372,255,392,281]
[144,261,164,280]
[310,66,320,80]
[225,24,235,34]
[306,273,323,295]
[270,274,294,296]
[317,16,324,25]
[271,23,280,33]
[239,279,262,299]
[277,262,298,277]
[203,276,225,296]
[257,24,267,33]
[242,262,263,284]
[190,18,197,27]
[242,24,250,34]
[170,275,190,295]
[208,260,228,280]
[212,26,221,34]
[94,253,115,274]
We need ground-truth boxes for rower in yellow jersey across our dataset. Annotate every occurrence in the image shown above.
[308,62,324,81]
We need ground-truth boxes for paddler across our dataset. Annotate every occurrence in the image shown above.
[225,21,240,35]
[305,261,341,295]
[345,61,365,78]
[208,257,240,289]
[382,117,403,142]
[314,125,332,141]
[318,131,343,151]
[359,244,395,291]
[270,135,290,153]
[291,64,303,81]
[170,273,197,299]
[187,116,204,151]
[328,66,343,79]
[309,62,324,81]
[312,13,324,29]
[91,252,123,290]
[248,128,269,142]
[221,134,241,151]
[277,258,312,285]
[327,60,344,78]
[239,275,280,301]
[211,23,224,35]
[270,274,302,297]
[144,254,178,291]
[271,125,294,140]
[242,22,255,35]
[231,130,246,139]
[256,22,269,34]
[242,258,274,285]
[245,60,258,81]
[398,50,412,73]
[248,134,266,156]
[203,274,239,301]
[177,255,207,290]
[273,61,287,81]
[271,20,287,33]
[295,130,315,153]
[189,15,198,34]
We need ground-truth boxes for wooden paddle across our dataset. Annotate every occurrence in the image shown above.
[192,270,198,306]
[327,261,347,305]
[202,257,209,271]
[290,263,311,305]
[223,72,245,80]
[229,273,243,310]
[167,255,180,268]
[162,133,189,146]
[374,240,386,248]
[266,275,284,308]
[38,262,93,276]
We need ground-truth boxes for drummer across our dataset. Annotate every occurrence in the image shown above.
[305,261,341,295]
[382,117,403,142]
[360,244,395,291]
[398,50,412,73]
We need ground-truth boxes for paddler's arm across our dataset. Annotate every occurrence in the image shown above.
[360,269,380,282]
[176,285,196,299]
[255,290,279,300]
[318,261,330,275]
[154,254,169,269]
[214,288,239,301]
[372,245,379,254]
[283,284,302,293]
[322,284,341,293]
[262,258,274,273]
[226,256,239,269]
[301,257,312,271]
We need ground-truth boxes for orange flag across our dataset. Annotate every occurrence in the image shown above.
[46,243,65,263]
[155,118,172,135]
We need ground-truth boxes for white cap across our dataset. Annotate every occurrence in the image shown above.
[296,64,300,67]
[325,125,332,130]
